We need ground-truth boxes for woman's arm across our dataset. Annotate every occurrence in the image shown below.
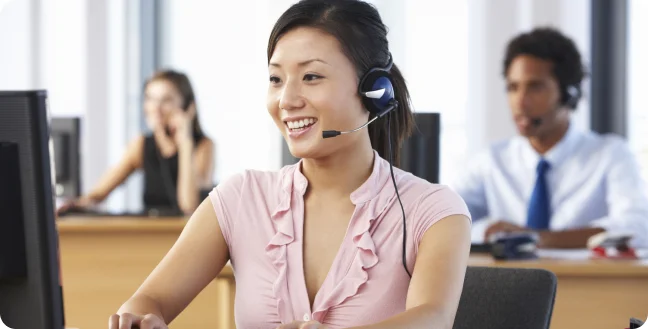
[85,135,145,202]
[115,196,230,323]
[58,136,144,214]
[176,138,214,214]
[355,214,471,329]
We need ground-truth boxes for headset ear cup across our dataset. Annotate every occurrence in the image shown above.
[563,85,581,110]
[359,69,395,115]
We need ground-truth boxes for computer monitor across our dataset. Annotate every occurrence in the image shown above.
[400,112,440,183]
[50,117,81,199]
[0,90,66,329]
[280,112,440,184]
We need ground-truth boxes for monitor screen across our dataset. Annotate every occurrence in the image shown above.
[50,117,81,198]
[0,90,66,329]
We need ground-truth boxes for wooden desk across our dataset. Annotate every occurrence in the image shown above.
[57,217,234,329]
[58,217,648,329]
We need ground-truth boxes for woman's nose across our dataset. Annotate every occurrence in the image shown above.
[279,81,305,111]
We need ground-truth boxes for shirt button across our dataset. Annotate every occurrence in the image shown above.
[303,313,311,321]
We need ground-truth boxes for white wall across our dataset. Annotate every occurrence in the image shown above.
[0,0,39,90]
[628,0,648,187]
[2,0,139,211]
[39,0,86,117]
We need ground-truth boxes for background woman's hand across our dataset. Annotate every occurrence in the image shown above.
[109,312,168,329]
[56,196,95,216]
[168,103,196,145]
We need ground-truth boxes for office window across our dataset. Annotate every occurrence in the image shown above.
[627,0,648,185]
[403,0,468,185]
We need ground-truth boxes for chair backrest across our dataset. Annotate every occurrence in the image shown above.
[452,266,557,329]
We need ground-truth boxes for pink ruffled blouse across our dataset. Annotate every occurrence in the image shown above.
[209,151,470,329]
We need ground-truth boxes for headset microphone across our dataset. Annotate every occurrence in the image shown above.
[528,84,581,129]
[322,99,398,139]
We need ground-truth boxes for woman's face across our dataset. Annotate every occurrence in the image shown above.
[267,27,368,159]
[144,79,184,132]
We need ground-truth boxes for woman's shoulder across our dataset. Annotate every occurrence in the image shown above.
[213,163,299,197]
[208,164,299,236]
[392,167,468,216]
[196,135,214,147]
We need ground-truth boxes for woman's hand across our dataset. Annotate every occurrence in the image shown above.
[56,196,96,216]
[484,220,528,242]
[277,320,330,329]
[109,313,168,329]
[169,103,196,146]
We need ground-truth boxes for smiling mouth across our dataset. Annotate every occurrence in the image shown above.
[285,118,318,132]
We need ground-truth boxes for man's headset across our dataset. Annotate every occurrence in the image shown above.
[322,53,412,278]
[530,83,581,127]
[562,84,581,110]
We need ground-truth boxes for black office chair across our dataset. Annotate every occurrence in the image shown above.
[452,266,557,329]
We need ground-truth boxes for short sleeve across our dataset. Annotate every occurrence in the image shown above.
[208,172,247,249]
[412,185,472,248]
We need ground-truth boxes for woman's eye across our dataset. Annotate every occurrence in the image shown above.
[304,74,322,81]
[269,76,281,84]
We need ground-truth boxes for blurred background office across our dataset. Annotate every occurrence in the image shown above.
[0,0,646,211]
[2,1,648,329]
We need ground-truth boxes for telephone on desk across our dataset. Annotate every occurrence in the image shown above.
[470,232,539,260]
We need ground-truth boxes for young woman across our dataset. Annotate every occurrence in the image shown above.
[109,1,471,328]
[58,70,214,216]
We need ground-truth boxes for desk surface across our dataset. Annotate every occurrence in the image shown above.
[56,216,648,278]
[57,216,648,329]
[57,216,189,233]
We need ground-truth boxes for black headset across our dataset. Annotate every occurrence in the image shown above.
[358,53,412,278]
[358,54,399,118]
[562,84,581,110]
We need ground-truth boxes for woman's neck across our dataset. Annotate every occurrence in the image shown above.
[301,138,375,199]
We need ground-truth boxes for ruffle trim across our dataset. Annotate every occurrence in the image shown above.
[264,164,304,323]
[312,185,396,320]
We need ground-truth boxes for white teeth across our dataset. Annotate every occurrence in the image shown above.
[286,118,317,130]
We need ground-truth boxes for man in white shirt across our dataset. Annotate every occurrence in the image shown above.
[453,27,648,248]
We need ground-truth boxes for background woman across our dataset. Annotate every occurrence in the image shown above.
[58,70,215,216]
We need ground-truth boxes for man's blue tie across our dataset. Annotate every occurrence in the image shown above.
[526,158,551,230]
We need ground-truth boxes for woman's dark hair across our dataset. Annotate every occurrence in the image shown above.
[145,69,206,142]
[267,0,413,165]
[503,27,586,109]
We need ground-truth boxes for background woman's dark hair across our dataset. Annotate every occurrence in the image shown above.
[145,69,206,142]
[267,0,414,166]
[502,27,586,109]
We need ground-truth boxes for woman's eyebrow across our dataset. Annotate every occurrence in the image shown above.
[269,58,330,67]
